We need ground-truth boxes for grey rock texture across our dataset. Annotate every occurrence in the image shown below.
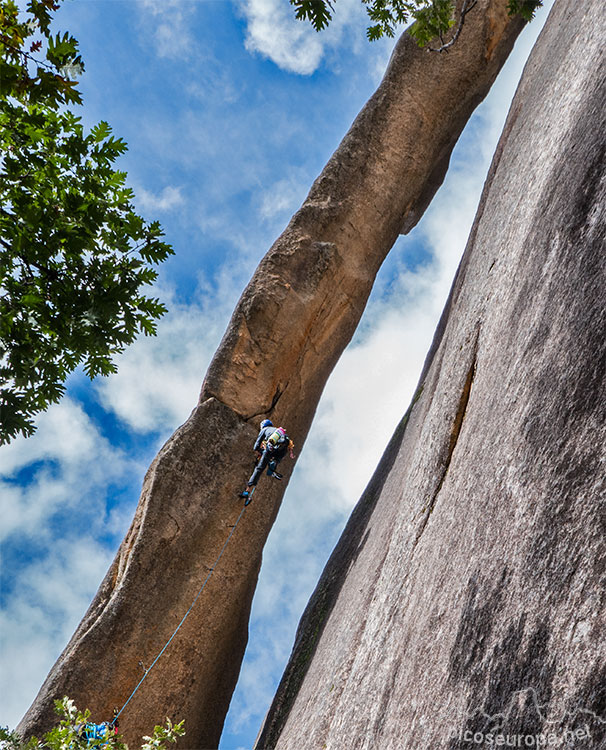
[18,3,527,748]
[255,1,606,748]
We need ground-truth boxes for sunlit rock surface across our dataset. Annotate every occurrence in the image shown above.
[256,0,606,747]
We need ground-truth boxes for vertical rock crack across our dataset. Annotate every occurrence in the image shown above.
[413,340,479,548]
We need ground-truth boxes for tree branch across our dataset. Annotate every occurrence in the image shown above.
[427,0,478,52]
[0,34,56,74]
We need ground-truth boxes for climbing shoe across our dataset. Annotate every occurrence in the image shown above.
[239,487,255,505]
[272,471,283,480]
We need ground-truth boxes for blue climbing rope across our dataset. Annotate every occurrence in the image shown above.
[112,495,253,724]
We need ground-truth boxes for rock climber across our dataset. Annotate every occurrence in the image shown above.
[239,419,295,501]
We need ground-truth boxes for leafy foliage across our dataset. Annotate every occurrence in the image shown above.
[507,0,543,21]
[291,0,335,31]
[0,1,84,105]
[289,0,543,43]
[0,1,173,444]
[0,697,185,750]
[402,0,454,47]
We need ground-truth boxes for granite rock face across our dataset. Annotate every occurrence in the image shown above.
[18,3,527,748]
[256,0,606,747]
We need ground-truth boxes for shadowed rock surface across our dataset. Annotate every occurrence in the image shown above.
[255,0,606,747]
[17,3,528,748]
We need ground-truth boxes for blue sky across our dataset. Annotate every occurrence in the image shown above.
[1,1,553,748]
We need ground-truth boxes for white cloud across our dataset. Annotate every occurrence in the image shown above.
[239,0,367,74]
[0,399,96,477]
[0,404,137,729]
[259,174,309,221]
[137,0,197,59]
[0,539,114,728]
[136,185,184,213]
[94,303,206,433]
[240,0,325,75]
[94,270,247,433]
[0,400,130,543]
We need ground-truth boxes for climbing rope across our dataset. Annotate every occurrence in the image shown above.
[112,493,254,724]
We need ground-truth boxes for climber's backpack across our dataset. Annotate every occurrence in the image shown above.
[267,427,288,452]
[75,721,114,746]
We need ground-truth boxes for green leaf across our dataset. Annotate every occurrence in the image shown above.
[290,0,333,30]
[507,0,542,21]
[90,120,111,143]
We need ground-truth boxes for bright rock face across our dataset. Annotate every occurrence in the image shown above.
[256,1,606,748]
[18,3,528,748]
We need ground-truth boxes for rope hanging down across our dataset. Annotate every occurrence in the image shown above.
[113,493,253,724]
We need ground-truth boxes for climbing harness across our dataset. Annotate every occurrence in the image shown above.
[111,500,250,726]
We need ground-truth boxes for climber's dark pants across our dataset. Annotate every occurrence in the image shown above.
[248,446,286,487]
